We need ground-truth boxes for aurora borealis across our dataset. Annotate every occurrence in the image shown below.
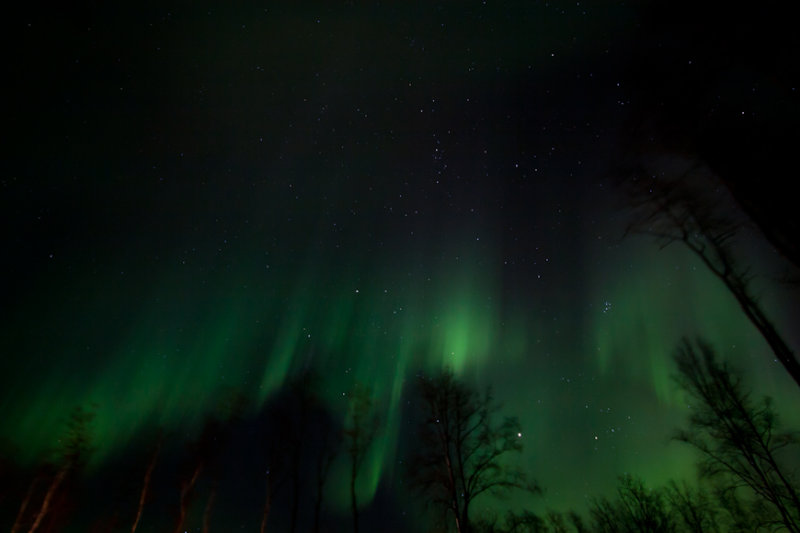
[3,2,799,531]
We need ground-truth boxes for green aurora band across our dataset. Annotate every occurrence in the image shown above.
[1,227,797,513]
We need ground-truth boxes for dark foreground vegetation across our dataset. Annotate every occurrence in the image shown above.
[5,3,800,529]
[2,335,799,532]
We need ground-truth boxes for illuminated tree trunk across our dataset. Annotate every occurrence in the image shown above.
[441,431,462,533]
[447,457,462,533]
[409,371,533,533]
[131,437,161,533]
[259,492,271,533]
[27,467,67,533]
[10,476,40,533]
[174,463,202,533]
[202,488,216,533]
[260,471,276,533]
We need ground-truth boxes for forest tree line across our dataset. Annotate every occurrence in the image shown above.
[2,332,799,532]
[6,91,800,530]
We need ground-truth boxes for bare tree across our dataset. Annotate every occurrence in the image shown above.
[664,480,720,533]
[256,370,335,533]
[283,372,316,533]
[13,404,95,533]
[201,487,216,533]
[588,474,675,533]
[130,431,162,533]
[259,455,288,533]
[620,1,800,274]
[259,394,293,533]
[673,338,800,532]
[712,483,771,533]
[544,510,572,533]
[624,167,800,389]
[174,444,204,533]
[174,390,244,533]
[342,382,380,533]
[503,510,548,533]
[408,369,537,533]
[312,410,340,533]
[10,475,41,533]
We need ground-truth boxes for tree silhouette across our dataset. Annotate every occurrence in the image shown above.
[173,389,245,533]
[130,431,162,533]
[257,386,296,533]
[616,1,800,391]
[620,0,800,273]
[623,167,800,390]
[663,480,720,533]
[11,404,95,533]
[173,419,213,533]
[312,405,340,533]
[342,382,380,533]
[503,510,549,533]
[10,477,39,533]
[673,338,800,532]
[259,433,288,533]
[272,376,309,533]
[259,369,338,533]
[505,510,579,533]
[588,474,675,533]
[408,369,536,533]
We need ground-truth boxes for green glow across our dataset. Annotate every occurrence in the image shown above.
[1,228,795,518]
[428,266,497,373]
[589,242,770,405]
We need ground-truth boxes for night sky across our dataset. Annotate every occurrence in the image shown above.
[3,2,799,531]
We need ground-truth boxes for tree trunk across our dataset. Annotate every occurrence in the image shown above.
[131,438,161,533]
[27,467,67,533]
[350,463,359,533]
[202,488,216,533]
[10,475,40,533]
[174,464,202,533]
[732,286,800,390]
[686,235,800,390]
